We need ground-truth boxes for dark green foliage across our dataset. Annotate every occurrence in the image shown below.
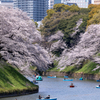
[79,8,91,14]
[69,4,80,12]
[40,4,90,48]
[53,4,80,13]
[47,60,60,72]
[79,15,89,32]
[58,19,68,31]
[52,48,64,57]
[58,15,85,47]
[53,3,66,12]
[41,11,77,36]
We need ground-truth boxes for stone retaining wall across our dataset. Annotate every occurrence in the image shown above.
[43,71,100,80]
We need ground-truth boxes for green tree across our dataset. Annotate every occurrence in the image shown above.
[39,4,90,48]
[35,22,38,28]
[69,4,80,12]
[89,10,100,25]
[79,8,90,14]
[88,4,100,25]
[64,5,70,11]
[53,3,66,12]
[88,4,98,10]
[46,9,55,19]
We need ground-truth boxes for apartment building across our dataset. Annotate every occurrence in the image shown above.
[94,0,100,4]
[1,0,13,2]
[13,0,48,21]
[61,0,92,8]
[0,0,13,7]
[13,0,34,19]
[33,0,47,21]
[49,0,54,9]
[45,0,49,13]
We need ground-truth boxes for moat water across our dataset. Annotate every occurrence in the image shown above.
[1,77,100,100]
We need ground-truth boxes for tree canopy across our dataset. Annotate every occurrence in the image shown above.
[88,4,100,25]
[40,4,91,47]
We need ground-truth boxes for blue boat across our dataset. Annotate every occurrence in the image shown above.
[63,79,73,81]
[64,76,68,78]
[96,85,100,88]
[97,80,100,82]
[36,76,43,81]
[36,98,57,100]
[47,76,56,78]
[79,77,83,80]
[31,81,38,84]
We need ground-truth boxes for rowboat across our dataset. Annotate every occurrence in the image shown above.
[36,98,57,100]
[70,85,75,88]
[64,76,68,78]
[31,81,38,84]
[36,76,43,81]
[63,79,73,81]
[97,80,100,82]
[47,76,56,78]
[96,85,100,88]
[79,77,83,80]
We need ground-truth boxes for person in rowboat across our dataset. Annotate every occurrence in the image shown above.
[45,95,50,99]
[38,95,42,99]
[71,83,74,86]
[70,83,75,87]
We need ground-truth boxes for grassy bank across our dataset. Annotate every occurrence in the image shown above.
[0,60,38,96]
[76,61,100,74]
[47,60,100,74]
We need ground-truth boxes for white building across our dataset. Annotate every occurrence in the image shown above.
[0,0,13,8]
[0,3,13,7]
[61,0,92,8]
[49,0,54,9]
[93,0,100,4]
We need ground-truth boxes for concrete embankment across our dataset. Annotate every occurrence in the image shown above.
[0,88,38,98]
[43,71,100,80]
